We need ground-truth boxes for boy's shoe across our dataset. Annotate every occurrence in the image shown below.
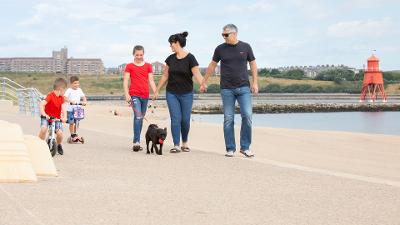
[225,151,234,157]
[57,144,64,155]
[240,150,254,158]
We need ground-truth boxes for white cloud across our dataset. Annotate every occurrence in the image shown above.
[17,3,62,26]
[248,1,274,12]
[15,33,40,42]
[343,0,398,9]
[225,1,274,13]
[18,1,142,25]
[140,13,178,25]
[120,24,157,35]
[327,17,395,38]
[290,0,332,19]
[65,3,141,23]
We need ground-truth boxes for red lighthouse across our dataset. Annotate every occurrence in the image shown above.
[359,54,387,102]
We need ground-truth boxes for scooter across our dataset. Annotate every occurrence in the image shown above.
[67,103,85,144]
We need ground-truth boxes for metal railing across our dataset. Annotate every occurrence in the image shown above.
[1,77,43,116]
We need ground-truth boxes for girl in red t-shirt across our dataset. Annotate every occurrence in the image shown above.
[123,45,157,151]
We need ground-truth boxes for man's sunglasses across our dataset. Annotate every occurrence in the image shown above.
[222,33,233,38]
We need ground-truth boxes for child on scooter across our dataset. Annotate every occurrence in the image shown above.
[64,76,87,142]
[38,78,68,155]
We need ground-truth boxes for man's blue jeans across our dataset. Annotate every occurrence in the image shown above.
[166,91,193,146]
[131,96,149,143]
[220,86,252,152]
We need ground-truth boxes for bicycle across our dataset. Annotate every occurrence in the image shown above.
[42,116,62,157]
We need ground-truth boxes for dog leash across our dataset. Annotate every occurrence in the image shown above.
[128,99,158,123]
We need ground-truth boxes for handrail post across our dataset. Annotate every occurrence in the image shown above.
[29,88,41,116]
[16,89,26,114]
[1,78,5,99]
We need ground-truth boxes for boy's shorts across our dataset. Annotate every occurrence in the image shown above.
[67,111,75,124]
[40,117,63,131]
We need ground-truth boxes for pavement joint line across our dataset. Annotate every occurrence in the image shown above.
[242,157,400,188]
[81,126,400,188]
[0,185,47,225]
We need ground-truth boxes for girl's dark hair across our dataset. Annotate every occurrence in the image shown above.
[168,31,188,47]
[133,45,144,54]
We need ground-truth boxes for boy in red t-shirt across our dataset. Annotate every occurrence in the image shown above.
[123,45,157,151]
[38,78,68,155]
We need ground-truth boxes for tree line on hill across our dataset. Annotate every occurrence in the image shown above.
[194,69,400,93]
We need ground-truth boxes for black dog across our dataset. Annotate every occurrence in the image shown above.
[145,124,167,155]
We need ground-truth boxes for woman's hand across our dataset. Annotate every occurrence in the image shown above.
[125,94,131,104]
[153,90,159,100]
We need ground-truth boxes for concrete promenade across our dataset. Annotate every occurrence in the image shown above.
[1,104,400,225]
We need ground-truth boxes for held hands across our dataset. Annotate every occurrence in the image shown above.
[199,82,207,93]
[153,90,159,100]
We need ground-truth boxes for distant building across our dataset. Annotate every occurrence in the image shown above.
[118,61,166,75]
[272,64,357,78]
[118,63,127,74]
[0,47,104,75]
[67,58,104,75]
[199,65,221,76]
[105,67,119,75]
[117,62,221,76]
[152,61,164,75]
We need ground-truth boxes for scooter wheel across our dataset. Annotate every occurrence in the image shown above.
[80,137,85,144]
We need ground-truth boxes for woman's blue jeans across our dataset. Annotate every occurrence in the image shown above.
[166,91,193,146]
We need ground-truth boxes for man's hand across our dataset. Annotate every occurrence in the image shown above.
[251,83,259,94]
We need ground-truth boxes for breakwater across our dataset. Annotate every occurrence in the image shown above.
[192,103,400,114]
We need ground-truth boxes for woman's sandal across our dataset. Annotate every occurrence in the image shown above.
[181,146,191,152]
[170,146,181,153]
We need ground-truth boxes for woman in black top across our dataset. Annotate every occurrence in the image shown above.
[155,31,204,153]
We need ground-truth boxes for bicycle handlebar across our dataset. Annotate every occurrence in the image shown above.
[40,116,62,122]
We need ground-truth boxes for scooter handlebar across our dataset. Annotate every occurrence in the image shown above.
[70,103,85,106]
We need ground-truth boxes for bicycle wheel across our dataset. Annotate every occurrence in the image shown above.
[47,139,57,157]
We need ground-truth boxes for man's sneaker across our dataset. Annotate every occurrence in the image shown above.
[225,151,234,157]
[57,144,64,155]
[240,150,254,158]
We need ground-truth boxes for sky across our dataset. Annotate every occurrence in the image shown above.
[1,0,399,70]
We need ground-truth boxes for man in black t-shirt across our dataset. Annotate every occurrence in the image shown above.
[202,24,258,158]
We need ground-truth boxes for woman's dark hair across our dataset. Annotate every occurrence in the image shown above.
[168,31,188,47]
[133,45,144,54]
